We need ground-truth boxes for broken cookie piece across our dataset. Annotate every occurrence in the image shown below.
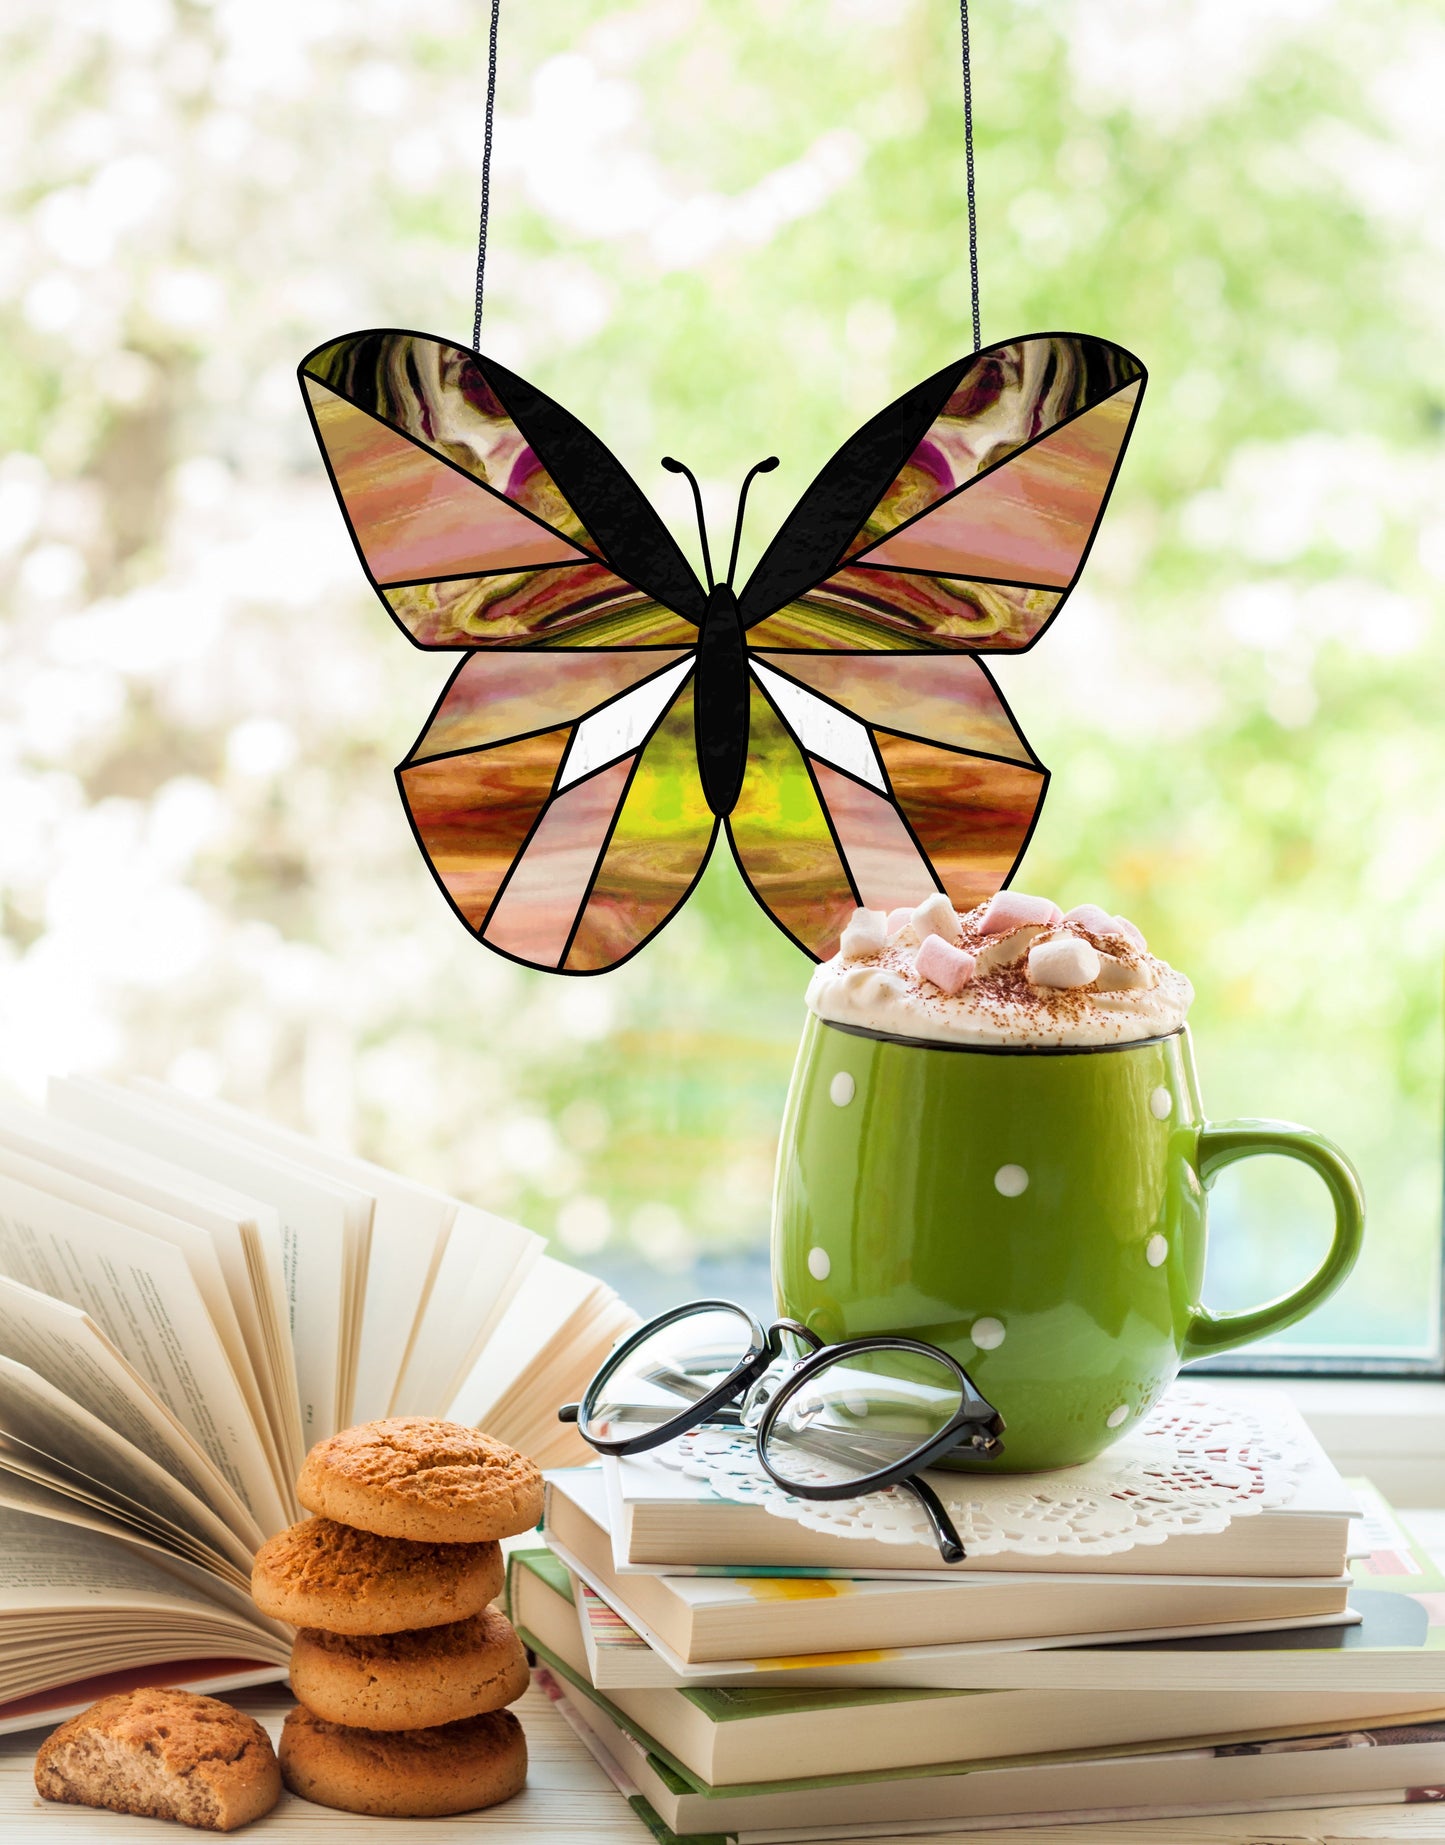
[34,1688,281,1833]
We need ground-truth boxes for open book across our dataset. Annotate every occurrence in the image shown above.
[0,1077,636,1732]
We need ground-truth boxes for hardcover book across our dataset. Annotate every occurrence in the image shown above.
[540,1477,1445,1697]
[542,1467,1353,1679]
[524,1642,1445,1839]
[508,1545,1445,1788]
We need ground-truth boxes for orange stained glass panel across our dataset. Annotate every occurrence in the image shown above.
[397,727,569,929]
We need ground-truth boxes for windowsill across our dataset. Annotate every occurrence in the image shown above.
[1211,1376,1445,1507]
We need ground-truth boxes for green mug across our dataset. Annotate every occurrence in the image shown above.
[770,1016,1364,1472]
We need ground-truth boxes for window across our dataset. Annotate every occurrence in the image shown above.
[1,6,1439,1372]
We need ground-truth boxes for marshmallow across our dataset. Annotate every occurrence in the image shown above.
[1027,935,1101,989]
[916,935,977,996]
[973,924,1048,975]
[1064,902,1146,950]
[839,908,888,960]
[1063,903,1116,936]
[979,891,1064,936]
[910,891,962,945]
[885,906,916,939]
[1095,953,1156,991]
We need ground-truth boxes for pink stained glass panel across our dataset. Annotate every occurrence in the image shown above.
[483,755,636,968]
[305,380,586,583]
[858,383,1140,586]
[756,654,1036,763]
[809,760,938,914]
[407,651,691,764]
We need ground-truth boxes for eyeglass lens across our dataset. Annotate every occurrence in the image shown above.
[761,1345,965,1488]
[581,1303,757,1446]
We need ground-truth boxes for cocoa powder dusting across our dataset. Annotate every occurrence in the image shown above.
[812,895,1191,1049]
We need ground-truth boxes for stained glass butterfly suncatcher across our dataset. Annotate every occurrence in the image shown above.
[300,329,1144,974]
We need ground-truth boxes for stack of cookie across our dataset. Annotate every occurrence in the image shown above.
[252,1418,543,1820]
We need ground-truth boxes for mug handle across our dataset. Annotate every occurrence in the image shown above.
[1180,1118,1365,1365]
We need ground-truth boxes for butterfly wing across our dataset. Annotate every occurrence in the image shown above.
[301,329,714,972]
[726,654,1045,959]
[737,333,1143,653]
[399,649,716,973]
[727,333,1141,956]
[300,328,706,647]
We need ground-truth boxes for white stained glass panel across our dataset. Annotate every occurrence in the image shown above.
[750,661,884,790]
[558,658,694,790]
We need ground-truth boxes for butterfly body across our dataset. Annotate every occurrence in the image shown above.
[695,583,750,817]
[300,326,1144,973]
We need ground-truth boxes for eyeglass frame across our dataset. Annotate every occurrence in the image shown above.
[558,1297,1006,1564]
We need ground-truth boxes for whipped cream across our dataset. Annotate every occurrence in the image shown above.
[807,894,1193,1048]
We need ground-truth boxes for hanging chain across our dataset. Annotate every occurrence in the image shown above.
[960,0,981,350]
[471,0,979,351]
[471,0,502,350]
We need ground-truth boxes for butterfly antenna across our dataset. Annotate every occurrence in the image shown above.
[727,457,780,590]
[661,457,714,591]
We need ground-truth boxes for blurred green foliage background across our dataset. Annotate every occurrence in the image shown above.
[1,0,1440,1351]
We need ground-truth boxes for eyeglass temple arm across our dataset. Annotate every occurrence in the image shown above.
[903,1475,966,1565]
[768,1317,825,1354]
[558,1403,579,1423]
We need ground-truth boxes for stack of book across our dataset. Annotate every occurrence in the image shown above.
[509,1406,1445,1841]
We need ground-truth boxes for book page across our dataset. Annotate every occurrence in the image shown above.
[0,1505,243,1609]
[0,1464,216,1572]
[0,1472,271,1631]
[0,1129,283,1500]
[0,1439,237,1586]
[0,1173,281,1536]
[0,1355,254,1577]
[475,1290,636,1467]
[449,1256,635,1464]
[130,1080,452,1426]
[0,1508,289,1693]
[51,1078,365,1443]
[0,1101,299,1485]
[392,1204,541,1415]
[0,1275,271,1542]
[450,1255,593,1425]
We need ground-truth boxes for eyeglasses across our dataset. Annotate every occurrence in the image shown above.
[559,1299,1005,1564]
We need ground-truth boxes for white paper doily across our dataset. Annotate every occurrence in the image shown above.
[663,1385,1310,1559]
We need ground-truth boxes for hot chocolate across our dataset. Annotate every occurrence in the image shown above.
[805,892,1193,1049]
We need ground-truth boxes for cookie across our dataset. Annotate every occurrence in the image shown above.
[289,1605,530,1730]
[251,1517,502,1634]
[35,1688,280,1833]
[297,1418,543,1543]
[279,1704,526,1818]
